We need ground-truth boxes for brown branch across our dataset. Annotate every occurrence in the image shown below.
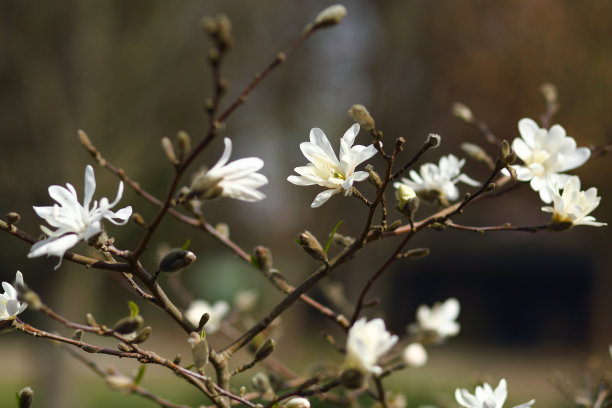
[447,222,550,234]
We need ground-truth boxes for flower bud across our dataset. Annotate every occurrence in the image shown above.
[86,313,98,327]
[498,140,516,164]
[388,220,402,231]
[81,345,98,353]
[17,387,34,408]
[159,249,197,273]
[72,329,84,341]
[106,374,134,391]
[198,313,210,331]
[177,130,191,157]
[78,129,95,151]
[188,332,209,374]
[400,247,430,259]
[451,102,474,123]
[332,233,355,247]
[402,342,427,367]
[131,212,147,227]
[118,343,132,352]
[396,184,420,219]
[113,316,144,335]
[298,231,328,263]
[461,142,494,167]
[161,137,179,165]
[254,339,276,362]
[425,133,441,148]
[215,223,230,239]
[253,246,274,271]
[234,289,258,313]
[284,397,311,408]
[539,82,558,103]
[131,326,152,344]
[348,105,375,131]
[251,372,272,394]
[311,5,347,30]
[340,368,365,389]
[6,212,20,224]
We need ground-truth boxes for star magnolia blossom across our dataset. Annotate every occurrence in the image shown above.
[455,379,535,408]
[184,299,229,334]
[189,138,267,202]
[416,298,460,340]
[394,154,479,203]
[28,165,132,269]
[344,317,398,375]
[541,176,606,227]
[1,271,27,321]
[287,124,377,208]
[509,118,590,203]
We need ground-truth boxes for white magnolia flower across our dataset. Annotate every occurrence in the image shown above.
[1,271,28,321]
[541,176,606,227]
[184,299,229,334]
[283,397,311,408]
[287,124,378,208]
[455,379,535,408]
[344,317,398,375]
[509,118,590,203]
[416,298,460,340]
[402,342,428,367]
[28,165,132,269]
[394,154,480,204]
[189,138,267,202]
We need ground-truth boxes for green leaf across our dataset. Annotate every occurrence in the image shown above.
[250,254,259,269]
[181,239,191,250]
[201,329,206,340]
[134,365,146,385]
[128,301,139,318]
[324,220,343,254]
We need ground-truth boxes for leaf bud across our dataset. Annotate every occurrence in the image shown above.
[17,386,34,408]
[298,231,328,263]
[188,332,209,374]
[348,104,375,131]
[284,397,311,408]
[311,5,347,30]
[254,339,276,362]
[159,249,197,273]
[340,368,365,389]
[6,212,20,224]
[485,182,496,192]
[131,326,152,344]
[498,140,516,164]
[451,102,474,123]
[81,345,98,353]
[253,246,274,271]
[113,315,144,335]
[161,137,179,165]
[425,133,441,148]
[177,130,191,157]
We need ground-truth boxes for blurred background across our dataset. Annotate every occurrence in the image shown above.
[1,0,611,407]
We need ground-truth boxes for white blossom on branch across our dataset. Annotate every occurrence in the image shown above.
[415,297,460,341]
[455,379,535,408]
[287,124,377,208]
[509,118,590,203]
[0,271,27,321]
[344,317,398,375]
[541,176,606,227]
[28,165,132,269]
[184,299,230,334]
[189,137,268,202]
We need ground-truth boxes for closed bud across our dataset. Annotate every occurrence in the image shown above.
[348,104,375,131]
[173,354,182,365]
[106,374,134,391]
[396,184,420,220]
[451,102,474,123]
[216,14,233,49]
[366,164,382,187]
[388,220,402,231]
[485,183,496,192]
[498,140,515,164]
[131,213,147,227]
[161,137,179,165]
[188,332,209,374]
[21,289,41,311]
[239,386,246,397]
[298,231,328,263]
[332,233,355,247]
[86,313,99,327]
[6,212,20,224]
[78,129,95,151]
[17,387,34,408]
[461,143,494,167]
[284,397,311,408]
[159,249,197,273]
[251,372,272,394]
[215,223,230,239]
[254,339,275,362]
[425,133,441,148]
[177,130,191,157]
[311,5,347,30]
[505,165,518,180]
[198,313,210,331]
[539,82,558,103]
[402,342,428,367]
[253,246,274,271]
[401,248,430,259]
[340,368,365,389]
[113,316,144,335]
[72,329,84,341]
[131,326,152,344]
[118,343,133,352]
[81,345,98,353]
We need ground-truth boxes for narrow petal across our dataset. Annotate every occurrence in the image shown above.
[287,175,316,186]
[104,206,133,225]
[311,189,339,208]
[518,118,539,147]
[107,181,125,208]
[27,234,80,259]
[83,165,96,209]
[341,123,360,148]
[310,128,338,163]
[209,138,233,172]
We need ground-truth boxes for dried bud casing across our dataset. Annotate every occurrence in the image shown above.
[113,316,144,335]
[253,246,274,271]
[312,5,347,29]
[159,249,197,273]
[298,231,328,263]
[18,387,34,408]
[188,332,209,374]
[451,102,474,123]
[348,104,375,131]
[548,220,573,232]
[426,133,441,148]
[254,339,276,362]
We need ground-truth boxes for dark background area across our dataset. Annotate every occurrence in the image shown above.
[1,1,611,407]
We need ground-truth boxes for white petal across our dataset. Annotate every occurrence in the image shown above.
[27,234,80,259]
[287,175,315,186]
[311,189,339,208]
[104,206,133,225]
[83,165,96,209]
[341,123,360,148]
[518,118,539,147]
[209,138,233,173]
[309,128,338,163]
[511,138,532,162]
[558,147,590,172]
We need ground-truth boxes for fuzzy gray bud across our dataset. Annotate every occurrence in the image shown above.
[161,137,179,165]
[298,231,328,263]
[253,246,274,271]
[251,372,272,394]
[254,339,276,362]
[113,316,144,335]
[348,104,375,131]
[311,5,347,30]
[159,249,197,273]
[131,327,152,344]
[17,387,34,408]
[177,130,191,157]
[188,332,209,374]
